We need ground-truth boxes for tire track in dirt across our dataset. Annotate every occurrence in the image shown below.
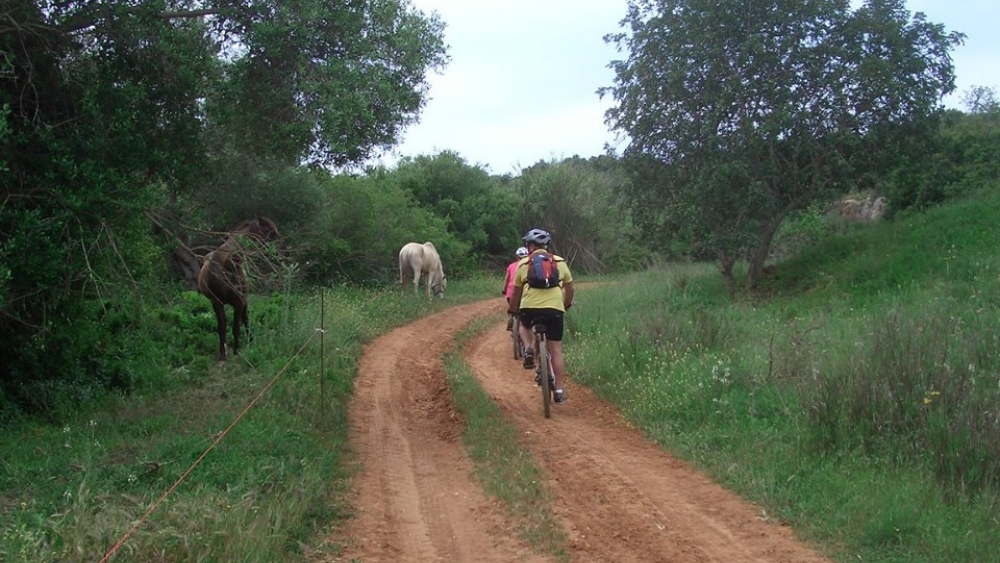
[320,299,547,563]
[464,318,836,563]
[319,296,835,562]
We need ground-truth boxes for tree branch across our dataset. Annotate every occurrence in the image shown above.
[60,6,223,34]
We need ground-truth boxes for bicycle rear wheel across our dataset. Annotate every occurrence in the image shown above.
[537,336,551,419]
[512,315,522,359]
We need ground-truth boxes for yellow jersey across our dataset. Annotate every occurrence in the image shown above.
[513,250,572,311]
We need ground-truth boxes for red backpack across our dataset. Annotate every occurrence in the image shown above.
[525,251,561,289]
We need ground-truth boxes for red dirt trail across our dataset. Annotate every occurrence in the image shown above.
[314,298,834,563]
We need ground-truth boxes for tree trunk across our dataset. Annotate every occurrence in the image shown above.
[719,251,736,299]
[744,216,784,291]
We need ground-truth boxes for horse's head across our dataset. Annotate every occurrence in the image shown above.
[244,216,281,242]
[432,275,447,298]
[222,216,282,253]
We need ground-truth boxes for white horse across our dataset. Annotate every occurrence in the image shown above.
[399,242,447,299]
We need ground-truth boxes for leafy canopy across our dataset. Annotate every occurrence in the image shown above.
[0,0,448,414]
[602,0,964,292]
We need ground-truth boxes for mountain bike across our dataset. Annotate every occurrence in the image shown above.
[531,319,555,419]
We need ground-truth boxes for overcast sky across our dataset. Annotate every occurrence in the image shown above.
[372,0,1000,176]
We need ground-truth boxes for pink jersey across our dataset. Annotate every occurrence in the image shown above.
[503,260,520,298]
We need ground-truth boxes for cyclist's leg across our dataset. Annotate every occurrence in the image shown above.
[517,310,535,369]
[544,311,566,392]
[548,340,565,389]
[520,326,532,352]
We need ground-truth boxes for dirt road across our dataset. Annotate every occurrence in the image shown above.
[321,298,834,562]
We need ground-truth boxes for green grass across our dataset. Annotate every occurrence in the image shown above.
[567,188,1000,563]
[8,184,1000,563]
[0,274,496,563]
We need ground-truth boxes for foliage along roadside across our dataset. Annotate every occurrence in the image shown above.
[0,276,495,563]
[566,188,1000,563]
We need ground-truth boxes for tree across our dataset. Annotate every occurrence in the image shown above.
[882,95,1000,214]
[514,156,637,274]
[391,151,520,261]
[961,85,1000,115]
[203,0,449,166]
[0,0,448,415]
[30,0,449,167]
[602,0,963,293]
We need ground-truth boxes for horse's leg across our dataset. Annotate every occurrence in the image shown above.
[211,301,228,361]
[412,265,421,295]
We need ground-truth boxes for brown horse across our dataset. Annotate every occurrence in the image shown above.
[197,217,281,361]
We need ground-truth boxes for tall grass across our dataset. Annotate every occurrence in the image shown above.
[567,190,1000,562]
[8,185,1000,563]
[0,274,495,563]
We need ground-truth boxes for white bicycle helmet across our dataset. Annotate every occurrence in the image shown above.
[515,246,529,258]
[522,228,551,245]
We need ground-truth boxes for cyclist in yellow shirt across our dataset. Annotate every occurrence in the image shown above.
[507,228,574,403]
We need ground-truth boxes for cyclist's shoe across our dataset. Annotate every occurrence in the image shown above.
[533,371,553,387]
[523,348,535,370]
[553,389,567,403]
[506,316,514,331]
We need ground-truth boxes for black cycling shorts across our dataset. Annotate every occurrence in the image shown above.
[518,308,564,341]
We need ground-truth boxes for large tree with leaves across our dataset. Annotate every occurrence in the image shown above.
[390,151,519,262]
[44,0,450,167]
[515,156,637,274]
[602,0,963,293]
[0,0,447,414]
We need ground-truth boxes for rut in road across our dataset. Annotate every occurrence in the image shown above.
[318,298,835,563]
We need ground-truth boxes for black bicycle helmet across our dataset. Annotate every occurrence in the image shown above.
[522,228,551,245]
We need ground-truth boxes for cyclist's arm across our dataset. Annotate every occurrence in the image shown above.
[508,285,523,316]
[562,281,574,311]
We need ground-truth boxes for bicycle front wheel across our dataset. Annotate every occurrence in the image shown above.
[537,336,551,419]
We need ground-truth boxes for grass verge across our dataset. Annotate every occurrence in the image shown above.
[565,192,1000,563]
[0,275,497,563]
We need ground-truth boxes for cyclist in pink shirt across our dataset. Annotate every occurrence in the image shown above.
[503,246,530,330]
